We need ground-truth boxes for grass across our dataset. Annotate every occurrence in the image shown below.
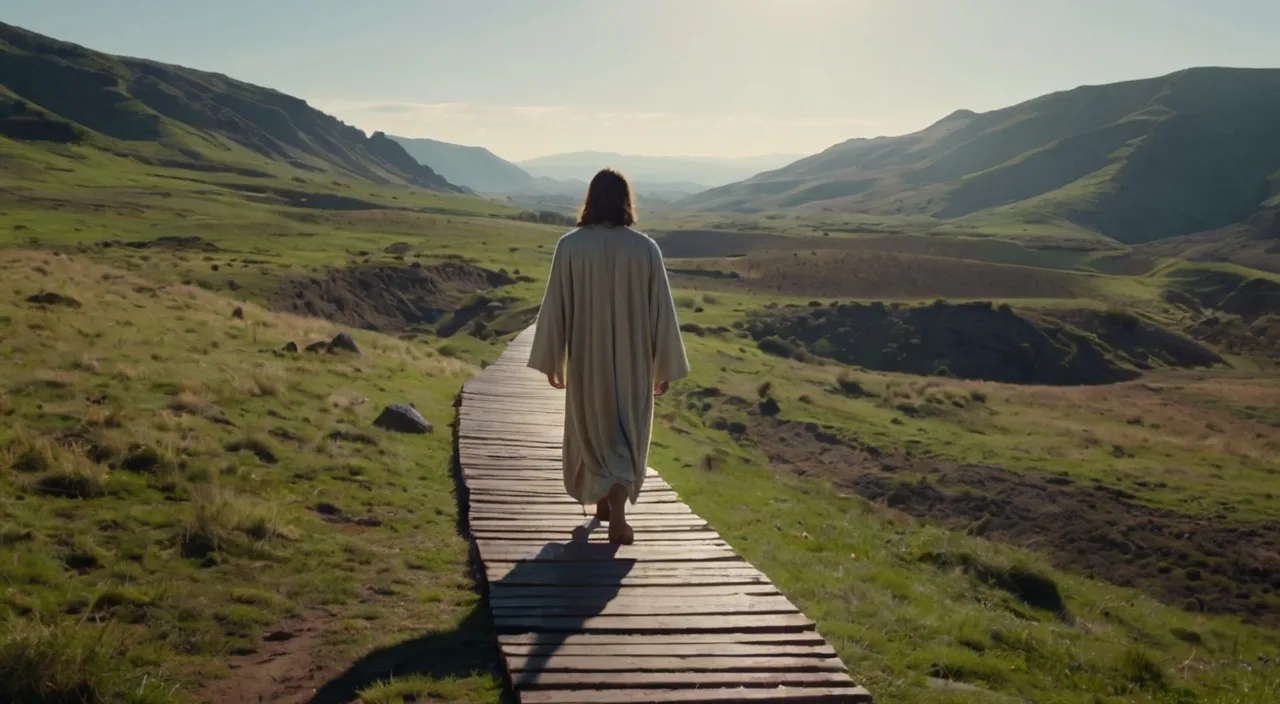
[2,107,1279,704]
[0,251,503,701]
[648,327,1280,702]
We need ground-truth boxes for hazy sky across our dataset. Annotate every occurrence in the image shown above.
[6,0,1279,160]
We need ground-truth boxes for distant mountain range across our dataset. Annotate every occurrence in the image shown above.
[391,136,532,194]
[516,151,806,189]
[389,137,803,202]
[682,67,1280,244]
[0,22,460,192]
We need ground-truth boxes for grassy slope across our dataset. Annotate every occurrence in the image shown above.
[680,68,1280,246]
[651,299,1280,703]
[0,251,504,702]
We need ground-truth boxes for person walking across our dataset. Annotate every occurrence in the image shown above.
[527,168,690,545]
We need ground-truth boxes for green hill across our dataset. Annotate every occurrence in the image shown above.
[390,136,535,193]
[681,67,1280,245]
[0,22,460,192]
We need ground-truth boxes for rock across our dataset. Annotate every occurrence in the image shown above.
[759,398,781,417]
[314,502,342,516]
[328,332,360,354]
[304,340,328,353]
[26,292,81,308]
[283,341,299,353]
[373,404,433,434]
[231,306,244,319]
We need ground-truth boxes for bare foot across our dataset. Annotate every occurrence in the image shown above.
[605,483,633,545]
[608,521,634,545]
[593,498,611,523]
[570,517,601,542]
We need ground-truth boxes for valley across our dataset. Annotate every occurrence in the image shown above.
[1,17,1278,704]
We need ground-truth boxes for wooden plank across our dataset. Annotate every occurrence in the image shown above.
[504,654,847,673]
[472,531,723,542]
[469,492,680,504]
[500,643,835,658]
[489,584,783,599]
[513,670,852,689]
[477,547,739,564]
[498,633,830,647]
[520,687,871,703]
[471,503,694,515]
[490,597,799,617]
[491,612,816,634]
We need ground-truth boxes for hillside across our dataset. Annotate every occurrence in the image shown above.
[519,150,806,188]
[682,67,1280,245]
[0,22,460,192]
[390,136,534,193]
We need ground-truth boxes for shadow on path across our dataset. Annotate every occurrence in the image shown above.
[307,540,633,703]
[310,391,633,702]
[306,604,504,704]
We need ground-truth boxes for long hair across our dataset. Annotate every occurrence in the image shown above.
[577,168,636,228]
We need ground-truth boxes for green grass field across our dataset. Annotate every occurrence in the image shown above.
[2,136,1279,703]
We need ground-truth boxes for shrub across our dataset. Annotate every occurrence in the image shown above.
[836,373,870,397]
[1116,648,1169,692]
[224,435,280,464]
[758,336,801,359]
[811,337,837,357]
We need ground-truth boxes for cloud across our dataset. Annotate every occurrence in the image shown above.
[309,99,888,160]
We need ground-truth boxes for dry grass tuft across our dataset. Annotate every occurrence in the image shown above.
[182,488,297,559]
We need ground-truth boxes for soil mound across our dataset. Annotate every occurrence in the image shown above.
[1167,268,1280,321]
[271,263,513,332]
[1164,269,1280,360]
[747,301,1220,385]
[1041,309,1222,370]
[748,417,1280,626]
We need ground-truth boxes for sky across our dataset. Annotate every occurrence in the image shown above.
[5,0,1280,161]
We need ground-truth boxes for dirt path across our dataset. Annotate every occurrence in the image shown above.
[195,610,336,704]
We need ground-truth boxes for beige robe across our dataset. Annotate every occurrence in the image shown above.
[527,225,690,506]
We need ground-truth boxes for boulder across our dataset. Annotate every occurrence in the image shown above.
[328,332,360,354]
[373,404,432,434]
[283,341,299,353]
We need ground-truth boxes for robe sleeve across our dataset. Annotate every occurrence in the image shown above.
[528,237,570,375]
[649,239,690,383]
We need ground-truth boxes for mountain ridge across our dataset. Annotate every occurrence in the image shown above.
[0,22,462,192]
[681,66,1280,245]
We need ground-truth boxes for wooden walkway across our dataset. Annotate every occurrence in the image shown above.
[458,327,872,703]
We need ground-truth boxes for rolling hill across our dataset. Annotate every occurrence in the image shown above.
[681,67,1280,245]
[0,22,461,192]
